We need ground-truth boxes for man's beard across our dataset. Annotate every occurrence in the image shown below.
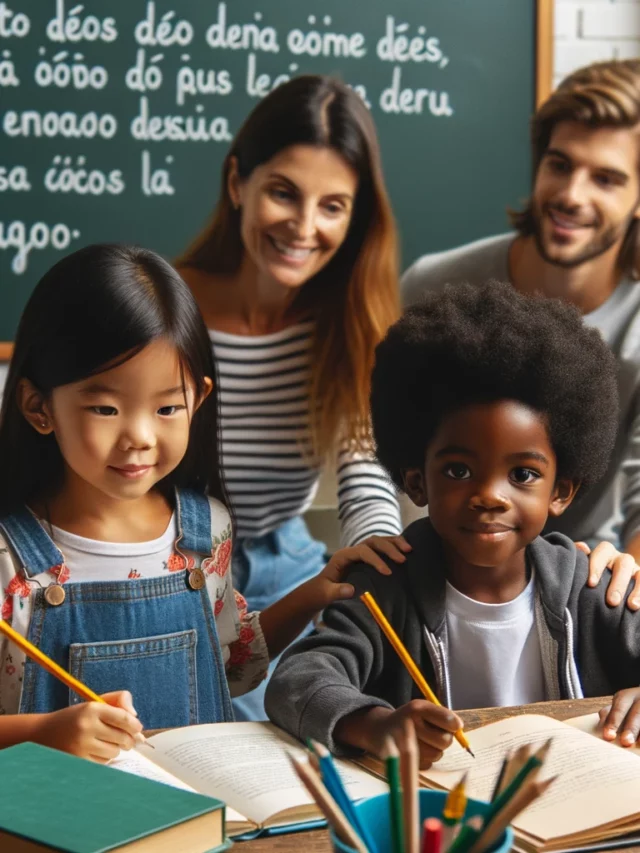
[532,205,632,269]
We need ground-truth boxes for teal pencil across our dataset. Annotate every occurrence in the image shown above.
[480,739,552,830]
[310,740,378,853]
[384,736,405,853]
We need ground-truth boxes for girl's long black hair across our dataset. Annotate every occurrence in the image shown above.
[0,243,229,516]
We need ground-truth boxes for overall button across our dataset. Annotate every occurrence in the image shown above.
[44,584,66,606]
[188,568,206,590]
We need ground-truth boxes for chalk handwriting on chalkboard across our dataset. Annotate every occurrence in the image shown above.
[0,0,454,275]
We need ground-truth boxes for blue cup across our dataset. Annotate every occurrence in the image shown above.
[331,789,513,853]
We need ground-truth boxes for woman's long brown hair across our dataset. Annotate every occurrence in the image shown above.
[176,75,400,458]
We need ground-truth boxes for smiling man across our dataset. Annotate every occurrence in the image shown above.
[403,59,640,562]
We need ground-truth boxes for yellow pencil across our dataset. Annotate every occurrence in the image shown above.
[360,592,474,758]
[0,619,151,747]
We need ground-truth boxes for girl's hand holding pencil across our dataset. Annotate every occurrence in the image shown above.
[0,619,144,762]
[32,690,144,763]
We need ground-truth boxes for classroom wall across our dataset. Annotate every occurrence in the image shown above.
[554,0,640,86]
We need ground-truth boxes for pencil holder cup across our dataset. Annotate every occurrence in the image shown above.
[330,789,513,853]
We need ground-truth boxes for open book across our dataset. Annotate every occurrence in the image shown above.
[409,713,640,853]
[110,722,387,838]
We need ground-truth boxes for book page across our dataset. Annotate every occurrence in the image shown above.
[422,715,640,842]
[566,713,640,755]
[145,722,387,828]
[109,748,249,829]
[109,747,198,792]
[109,745,198,794]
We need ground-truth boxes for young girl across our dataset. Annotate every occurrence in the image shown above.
[0,243,393,763]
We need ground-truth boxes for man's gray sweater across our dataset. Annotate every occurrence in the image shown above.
[265,519,640,753]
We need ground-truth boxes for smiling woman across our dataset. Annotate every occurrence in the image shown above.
[176,75,404,720]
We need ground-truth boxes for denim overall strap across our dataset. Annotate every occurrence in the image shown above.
[173,488,234,722]
[0,508,63,576]
[175,489,213,555]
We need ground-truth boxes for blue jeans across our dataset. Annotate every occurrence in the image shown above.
[231,516,326,721]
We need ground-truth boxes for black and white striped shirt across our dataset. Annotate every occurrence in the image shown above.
[211,321,402,545]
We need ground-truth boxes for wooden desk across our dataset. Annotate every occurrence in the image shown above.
[239,696,613,852]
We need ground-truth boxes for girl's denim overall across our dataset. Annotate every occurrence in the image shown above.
[0,489,233,729]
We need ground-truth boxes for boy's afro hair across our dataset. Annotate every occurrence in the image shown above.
[371,281,619,494]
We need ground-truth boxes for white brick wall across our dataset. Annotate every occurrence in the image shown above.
[555,0,640,85]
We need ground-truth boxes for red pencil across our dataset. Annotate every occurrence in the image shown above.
[422,817,443,853]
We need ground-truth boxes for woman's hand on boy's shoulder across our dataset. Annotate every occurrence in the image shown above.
[599,688,640,748]
[576,541,640,610]
[315,535,412,606]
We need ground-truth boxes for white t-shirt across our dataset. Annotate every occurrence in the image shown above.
[445,576,546,710]
[49,515,180,581]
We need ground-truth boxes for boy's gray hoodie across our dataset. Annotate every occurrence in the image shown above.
[265,519,640,753]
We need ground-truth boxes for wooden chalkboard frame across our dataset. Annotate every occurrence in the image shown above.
[0,0,554,359]
[537,0,554,108]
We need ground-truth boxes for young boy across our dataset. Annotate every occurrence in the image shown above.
[265,281,640,768]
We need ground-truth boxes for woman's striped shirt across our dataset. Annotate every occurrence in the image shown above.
[210,321,402,545]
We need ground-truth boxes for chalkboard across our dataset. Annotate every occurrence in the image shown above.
[0,0,551,347]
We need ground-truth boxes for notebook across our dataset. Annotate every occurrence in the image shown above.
[110,721,388,838]
[0,741,229,853]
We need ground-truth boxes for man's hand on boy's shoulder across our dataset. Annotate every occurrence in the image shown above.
[576,540,640,610]
[599,688,640,748]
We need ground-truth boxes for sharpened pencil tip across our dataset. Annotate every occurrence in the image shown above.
[466,746,475,758]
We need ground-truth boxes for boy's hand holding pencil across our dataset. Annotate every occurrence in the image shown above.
[335,590,467,769]
[336,702,464,770]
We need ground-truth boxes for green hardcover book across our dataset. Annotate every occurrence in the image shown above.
[0,742,231,853]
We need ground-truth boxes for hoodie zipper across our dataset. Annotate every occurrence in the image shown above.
[563,608,583,699]
[422,627,451,706]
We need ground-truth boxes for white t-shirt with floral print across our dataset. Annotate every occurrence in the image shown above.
[0,498,268,715]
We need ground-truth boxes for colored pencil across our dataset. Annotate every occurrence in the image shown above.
[311,739,377,853]
[480,738,553,829]
[287,752,367,853]
[0,618,151,747]
[422,817,443,853]
[468,775,557,853]
[400,720,420,853]
[490,753,510,803]
[447,815,483,853]
[499,744,531,795]
[384,736,405,853]
[360,592,474,758]
[442,771,468,850]
[305,738,322,774]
